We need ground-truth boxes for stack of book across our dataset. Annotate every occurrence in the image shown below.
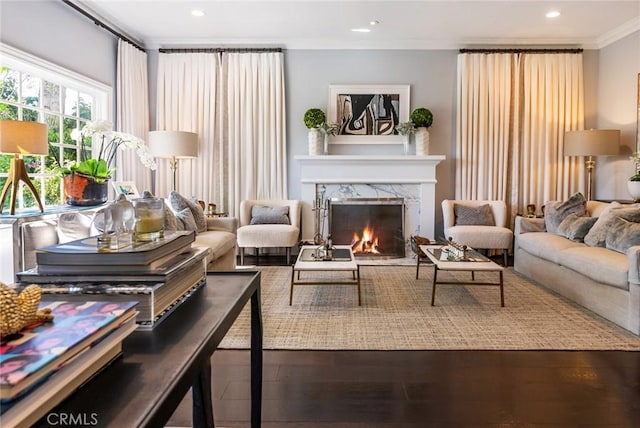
[16,230,210,330]
[0,301,138,427]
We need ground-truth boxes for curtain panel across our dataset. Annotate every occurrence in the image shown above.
[116,39,151,191]
[456,52,584,223]
[155,51,287,216]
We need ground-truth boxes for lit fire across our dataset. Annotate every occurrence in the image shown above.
[351,225,381,254]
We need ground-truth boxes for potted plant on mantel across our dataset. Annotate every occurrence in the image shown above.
[395,121,415,155]
[628,152,640,201]
[410,107,434,156]
[303,108,326,156]
[59,120,156,206]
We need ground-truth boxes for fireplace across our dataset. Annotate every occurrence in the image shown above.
[329,198,405,259]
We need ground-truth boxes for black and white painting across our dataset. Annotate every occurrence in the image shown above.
[328,85,410,144]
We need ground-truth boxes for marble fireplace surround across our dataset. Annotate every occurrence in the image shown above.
[295,155,445,250]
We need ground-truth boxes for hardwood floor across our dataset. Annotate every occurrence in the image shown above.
[168,255,640,427]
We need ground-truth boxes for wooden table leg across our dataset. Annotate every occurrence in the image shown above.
[192,358,214,428]
[251,286,263,428]
[289,267,295,306]
[356,265,361,306]
[431,266,438,306]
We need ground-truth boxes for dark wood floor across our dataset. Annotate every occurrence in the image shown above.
[168,254,640,427]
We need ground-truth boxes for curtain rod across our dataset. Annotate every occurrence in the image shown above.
[459,48,583,54]
[159,47,283,53]
[62,0,146,52]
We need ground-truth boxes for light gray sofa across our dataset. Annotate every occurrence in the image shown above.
[514,200,640,335]
[21,211,238,275]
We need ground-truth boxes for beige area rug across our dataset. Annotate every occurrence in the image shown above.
[219,265,640,350]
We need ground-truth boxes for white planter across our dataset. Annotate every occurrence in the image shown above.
[415,128,430,156]
[308,128,322,156]
[627,180,640,201]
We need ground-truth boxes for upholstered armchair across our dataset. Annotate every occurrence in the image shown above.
[237,199,301,265]
[441,199,513,266]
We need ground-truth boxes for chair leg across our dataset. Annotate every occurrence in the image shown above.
[503,250,508,267]
[286,247,291,265]
[240,248,244,266]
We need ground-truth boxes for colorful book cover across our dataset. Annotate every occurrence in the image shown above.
[0,301,137,402]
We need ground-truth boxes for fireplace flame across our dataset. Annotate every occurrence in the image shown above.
[351,225,381,254]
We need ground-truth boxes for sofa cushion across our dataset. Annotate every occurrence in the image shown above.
[446,225,512,250]
[544,192,586,234]
[559,246,629,290]
[57,212,93,243]
[175,207,198,232]
[169,192,206,233]
[584,204,640,247]
[556,213,597,242]
[250,205,290,225]
[194,230,236,261]
[454,204,495,226]
[517,232,584,265]
[606,217,640,254]
[237,224,299,247]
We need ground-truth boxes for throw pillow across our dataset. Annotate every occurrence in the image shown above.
[453,204,495,226]
[250,205,290,225]
[169,192,206,234]
[584,204,640,247]
[556,213,597,242]
[175,207,198,232]
[606,217,640,254]
[140,190,178,231]
[543,192,586,234]
[57,212,92,243]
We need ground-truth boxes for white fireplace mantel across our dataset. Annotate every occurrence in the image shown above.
[295,154,445,241]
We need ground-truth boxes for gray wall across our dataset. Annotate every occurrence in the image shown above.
[0,0,117,104]
[285,49,458,235]
[595,30,640,200]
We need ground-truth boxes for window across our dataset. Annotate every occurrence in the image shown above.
[0,43,110,211]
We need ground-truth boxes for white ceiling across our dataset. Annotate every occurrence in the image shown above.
[77,0,640,50]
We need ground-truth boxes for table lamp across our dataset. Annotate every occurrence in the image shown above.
[564,129,620,200]
[0,120,48,215]
[148,130,198,192]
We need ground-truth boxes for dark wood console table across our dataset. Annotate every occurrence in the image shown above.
[34,271,262,428]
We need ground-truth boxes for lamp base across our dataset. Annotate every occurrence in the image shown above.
[0,155,44,215]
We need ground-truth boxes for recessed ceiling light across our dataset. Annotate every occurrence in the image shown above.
[191,10,205,17]
[546,10,560,18]
[351,28,371,33]
[369,20,379,26]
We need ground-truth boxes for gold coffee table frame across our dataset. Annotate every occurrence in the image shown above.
[290,245,361,305]
[420,244,505,307]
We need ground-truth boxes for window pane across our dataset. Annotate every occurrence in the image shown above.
[0,67,19,102]
[0,154,12,172]
[63,147,77,164]
[21,75,40,107]
[64,87,78,116]
[43,81,61,112]
[45,114,60,143]
[0,178,8,211]
[0,102,18,120]
[78,120,91,148]
[63,118,77,144]
[79,93,93,119]
[23,155,42,174]
[21,184,36,208]
[45,176,61,205]
[23,108,39,122]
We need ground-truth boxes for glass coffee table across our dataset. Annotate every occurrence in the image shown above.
[419,244,505,307]
[290,245,361,305]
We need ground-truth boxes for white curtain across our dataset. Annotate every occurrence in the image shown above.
[116,39,151,191]
[456,52,584,222]
[155,53,220,201]
[155,51,287,216]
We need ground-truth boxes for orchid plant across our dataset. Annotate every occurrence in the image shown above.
[395,121,416,136]
[62,120,156,181]
[319,121,339,136]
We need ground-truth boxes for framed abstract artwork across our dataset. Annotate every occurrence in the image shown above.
[112,181,139,199]
[327,84,410,144]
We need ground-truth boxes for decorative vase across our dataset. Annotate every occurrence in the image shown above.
[308,128,322,156]
[323,133,329,155]
[627,180,640,201]
[403,135,410,155]
[63,172,109,206]
[415,128,430,156]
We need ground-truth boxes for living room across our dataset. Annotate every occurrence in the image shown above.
[1,1,640,427]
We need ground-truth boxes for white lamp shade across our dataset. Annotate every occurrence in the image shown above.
[564,129,620,156]
[148,130,198,158]
[0,120,48,155]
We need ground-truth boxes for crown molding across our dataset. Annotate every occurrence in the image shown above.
[596,17,640,49]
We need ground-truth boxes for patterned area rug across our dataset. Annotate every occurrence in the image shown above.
[219,265,640,350]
